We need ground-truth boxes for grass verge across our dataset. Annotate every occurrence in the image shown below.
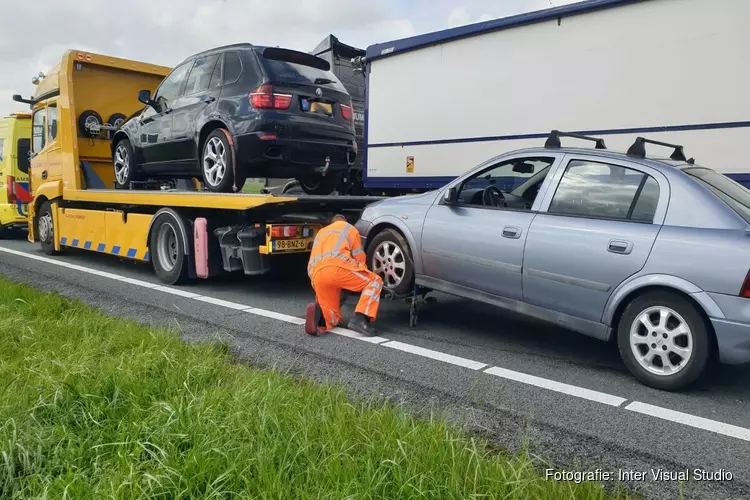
[0,277,626,499]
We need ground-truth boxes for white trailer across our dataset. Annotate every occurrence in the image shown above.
[359,0,750,192]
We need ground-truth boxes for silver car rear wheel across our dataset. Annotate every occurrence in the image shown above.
[629,306,693,376]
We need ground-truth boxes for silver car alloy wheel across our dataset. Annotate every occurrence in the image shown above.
[203,136,227,187]
[114,143,130,185]
[372,240,406,288]
[38,212,53,243]
[156,222,179,272]
[629,306,693,376]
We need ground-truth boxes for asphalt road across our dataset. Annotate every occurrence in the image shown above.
[0,235,748,500]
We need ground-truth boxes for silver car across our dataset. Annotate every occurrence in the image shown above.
[355,133,750,391]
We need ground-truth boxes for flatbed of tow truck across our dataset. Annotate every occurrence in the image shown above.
[14,49,386,286]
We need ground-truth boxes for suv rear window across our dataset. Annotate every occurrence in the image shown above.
[260,48,346,93]
[684,167,750,223]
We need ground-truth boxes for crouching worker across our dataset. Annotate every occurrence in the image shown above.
[305,214,383,336]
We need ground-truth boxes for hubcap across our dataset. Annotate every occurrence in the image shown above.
[114,144,130,185]
[629,306,693,376]
[38,212,52,243]
[156,223,179,272]
[203,137,227,187]
[371,241,406,289]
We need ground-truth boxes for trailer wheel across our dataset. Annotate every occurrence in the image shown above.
[37,201,59,255]
[150,216,190,285]
[78,110,102,138]
[106,113,127,139]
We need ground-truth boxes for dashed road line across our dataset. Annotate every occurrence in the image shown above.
[2,244,750,444]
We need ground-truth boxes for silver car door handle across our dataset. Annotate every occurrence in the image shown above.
[608,239,633,255]
[502,226,521,239]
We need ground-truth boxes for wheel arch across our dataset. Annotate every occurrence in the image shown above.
[146,208,192,257]
[198,120,231,160]
[365,217,422,274]
[604,276,720,353]
[110,130,130,157]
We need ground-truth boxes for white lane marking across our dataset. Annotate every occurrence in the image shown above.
[5,244,750,444]
[484,366,627,407]
[194,295,252,310]
[625,401,750,443]
[153,285,201,298]
[246,308,306,325]
[383,340,488,370]
[330,326,389,344]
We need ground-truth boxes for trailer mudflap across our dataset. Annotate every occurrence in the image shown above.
[214,225,271,276]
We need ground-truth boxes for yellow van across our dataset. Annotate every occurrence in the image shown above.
[0,112,32,231]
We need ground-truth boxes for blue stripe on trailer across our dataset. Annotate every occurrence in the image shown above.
[97,242,106,252]
[144,251,150,261]
[83,240,92,249]
[60,237,68,245]
[126,248,137,258]
[112,245,121,255]
[71,239,79,247]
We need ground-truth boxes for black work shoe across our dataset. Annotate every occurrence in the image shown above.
[347,313,378,336]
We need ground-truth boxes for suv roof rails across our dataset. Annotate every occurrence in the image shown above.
[627,137,688,162]
[544,130,607,150]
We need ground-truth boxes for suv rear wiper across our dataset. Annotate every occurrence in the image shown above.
[314,78,334,84]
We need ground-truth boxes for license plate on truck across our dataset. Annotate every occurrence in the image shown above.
[273,239,308,251]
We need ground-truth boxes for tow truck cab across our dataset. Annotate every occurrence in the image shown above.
[0,112,32,230]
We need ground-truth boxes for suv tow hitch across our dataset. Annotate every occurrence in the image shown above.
[314,156,331,177]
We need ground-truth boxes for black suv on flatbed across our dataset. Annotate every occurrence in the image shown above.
[111,43,357,194]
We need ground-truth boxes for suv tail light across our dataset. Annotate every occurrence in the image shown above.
[340,104,353,121]
[6,176,16,204]
[250,84,292,110]
[740,270,750,298]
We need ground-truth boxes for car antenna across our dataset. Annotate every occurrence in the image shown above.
[544,130,607,150]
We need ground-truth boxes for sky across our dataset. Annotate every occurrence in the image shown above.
[0,0,577,117]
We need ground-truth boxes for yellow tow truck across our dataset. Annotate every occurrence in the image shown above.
[13,50,381,284]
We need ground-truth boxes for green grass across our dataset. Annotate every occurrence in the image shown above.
[0,277,627,499]
[241,180,265,193]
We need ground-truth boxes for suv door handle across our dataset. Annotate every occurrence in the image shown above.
[502,226,521,239]
[202,96,216,104]
[608,239,633,255]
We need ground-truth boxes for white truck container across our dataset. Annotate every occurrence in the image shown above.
[359,0,750,192]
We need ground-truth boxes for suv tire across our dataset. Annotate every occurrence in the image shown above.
[617,290,711,391]
[201,129,244,193]
[113,138,139,189]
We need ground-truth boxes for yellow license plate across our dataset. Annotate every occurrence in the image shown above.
[274,239,307,251]
[310,102,333,115]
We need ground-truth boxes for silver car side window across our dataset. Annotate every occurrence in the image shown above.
[548,159,660,223]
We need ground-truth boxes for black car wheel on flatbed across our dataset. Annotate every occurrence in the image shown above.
[202,129,245,193]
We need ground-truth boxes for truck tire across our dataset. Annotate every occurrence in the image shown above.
[150,215,191,285]
[617,290,711,391]
[366,228,415,296]
[113,138,140,189]
[201,129,244,193]
[37,201,60,255]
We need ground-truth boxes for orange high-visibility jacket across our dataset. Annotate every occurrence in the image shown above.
[307,221,367,278]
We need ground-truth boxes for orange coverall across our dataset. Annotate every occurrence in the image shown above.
[307,220,383,332]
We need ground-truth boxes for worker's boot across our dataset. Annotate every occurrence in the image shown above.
[305,302,323,336]
[347,313,378,336]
